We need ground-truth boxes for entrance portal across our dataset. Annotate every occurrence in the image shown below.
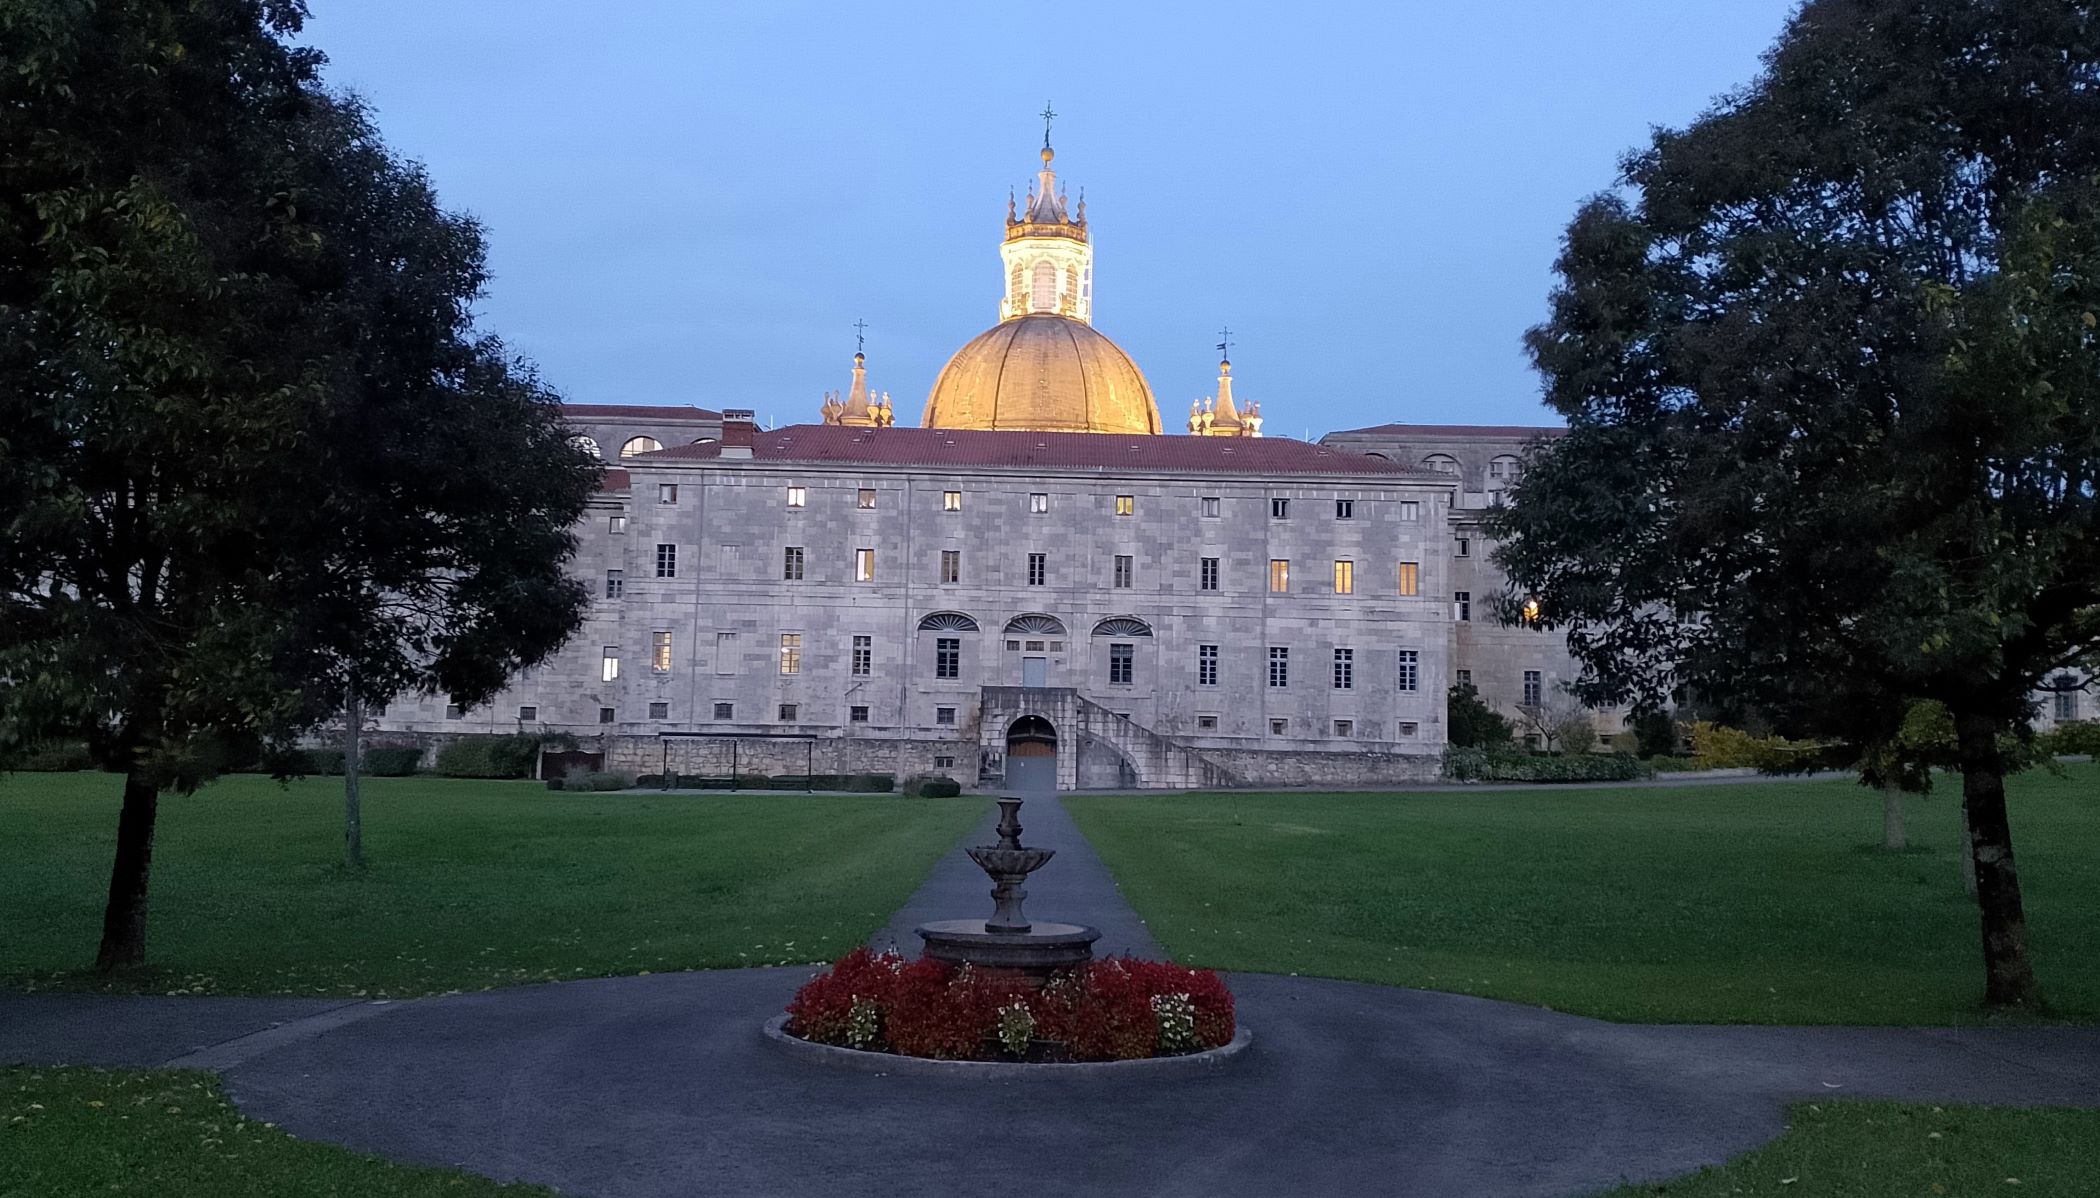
[1005,715,1057,794]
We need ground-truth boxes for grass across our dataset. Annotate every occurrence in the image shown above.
[1596,1101,2100,1196]
[0,773,983,996]
[1067,766,2100,1024]
[0,1067,550,1197]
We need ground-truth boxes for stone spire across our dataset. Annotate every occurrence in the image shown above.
[1191,354,1262,438]
[1001,122,1093,323]
[823,349,892,427]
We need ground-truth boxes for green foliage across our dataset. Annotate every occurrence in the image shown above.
[431,735,542,780]
[2040,720,2100,757]
[1631,710,1680,759]
[842,773,896,793]
[904,775,963,798]
[1685,722,1822,772]
[360,747,422,777]
[547,772,628,792]
[12,742,94,772]
[1445,683,1513,750]
[1442,748,1650,783]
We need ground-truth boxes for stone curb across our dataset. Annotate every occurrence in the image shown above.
[761,1015,1253,1079]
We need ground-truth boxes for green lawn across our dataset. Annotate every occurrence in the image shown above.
[0,773,983,996]
[1068,767,2100,1024]
[1,1067,549,1197]
[1597,1101,2100,1196]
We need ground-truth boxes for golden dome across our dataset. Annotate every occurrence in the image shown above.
[923,314,1161,435]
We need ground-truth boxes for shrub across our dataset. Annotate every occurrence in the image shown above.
[1631,709,1682,758]
[1442,748,1651,783]
[1685,721,1820,771]
[635,773,666,789]
[2042,720,2100,757]
[787,947,906,1045]
[15,741,94,771]
[581,772,629,791]
[433,734,543,779]
[1447,682,1514,749]
[903,775,962,798]
[360,747,422,776]
[842,772,895,793]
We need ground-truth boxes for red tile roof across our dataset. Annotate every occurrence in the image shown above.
[562,403,722,422]
[1325,423,1566,439]
[599,468,630,492]
[643,425,1422,476]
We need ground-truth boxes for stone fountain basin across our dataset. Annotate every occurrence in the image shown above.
[916,920,1100,972]
[964,846,1056,873]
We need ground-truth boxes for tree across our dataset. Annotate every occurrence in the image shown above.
[1447,682,1514,750]
[1516,694,1597,756]
[1491,0,2100,1010]
[0,1,598,971]
[1630,708,1679,759]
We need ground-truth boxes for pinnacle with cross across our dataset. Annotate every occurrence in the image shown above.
[853,318,868,355]
[1217,326,1234,361]
[1040,101,1056,149]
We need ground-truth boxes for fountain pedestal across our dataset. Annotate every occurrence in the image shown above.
[916,796,1099,978]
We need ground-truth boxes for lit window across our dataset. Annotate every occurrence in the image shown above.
[857,488,876,509]
[445,703,465,720]
[714,631,737,674]
[650,702,670,720]
[852,635,872,676]
[1196,714,1219,731]
[1522,596,1542,624]
[1029,493,1049,513]
[601,647,620,682]
[1113,555,1133,589]
[935,637,961,679]
[779,633,801,675]
[655,543,677,578]
[1399,501,1420,521]
[779,703,798,721]
[1197,643,1218,687]
[1454,591,1471,622]
[1200,557,1219,591]
[1455,537,1471,558]
[1201,496,1220,518]
[620,436,663,458]
[1109,642,1134,685]
[943,490,962,511]
[849,705,870,723]
[786,486,806,508]
[605,569,624,599]
[1268,646,1289,688]
[783,546,804,581]
[1271,497,1290,519]
[855,547,875,582]
[712,701,732,720]
[652,631,672,674]
[936,706,956,725]
[1333,647,1354,690]
[1334,719,1354,738]
[940,549,961,584]
[1335,499,1354,519]
[1523,670,1543,707]
[658,483,678,505]
[1333,560,1354,594]
[1115,495,1134,516]
[1269,717,1288,735]
[1027,553,1046,586]
[1269,559,1290,593]
[608,515,626,535]
[1398,650,1420,692]
[598,707,615,724]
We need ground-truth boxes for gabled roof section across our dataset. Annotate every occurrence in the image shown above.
[645,425,1420,477]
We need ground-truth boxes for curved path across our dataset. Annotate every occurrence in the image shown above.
[3,793,2097,1197]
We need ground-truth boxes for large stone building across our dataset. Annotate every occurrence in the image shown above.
[374,137,1594,786]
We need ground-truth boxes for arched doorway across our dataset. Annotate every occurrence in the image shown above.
[1005,715,1058,794]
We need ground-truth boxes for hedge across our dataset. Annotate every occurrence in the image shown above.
[903,775,962,797]
[2041,720,2100,757]
[432,734,543,779]
[548,771,630,792]
[1442,748,1652,783]
[13,741,94,771]
[360,747,423,776]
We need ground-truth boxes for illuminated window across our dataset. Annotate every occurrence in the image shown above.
[1031,260,1057,311]
[783,546,804,580]
[1200,557,1219,591]
[1398,650,1419,692]
[1398,562,1419,596]
[857,488,876,509]
[1269,559,1290,593]
[1522,596,1542,624]
[601,647,620,683]
[851,635,872,676]
[1114,495,1134,516]
[786,486,806,508]
[943,490,962,511]
[1197,644,1218,686]
[1333,560,1354,594]
[1333,647,1354,690]
[940,550,961,584]
[620,436,663,458]
[651,631,672,674]
[855,548,875,582]
[779,633,801,675]
[1268,646,1289,688]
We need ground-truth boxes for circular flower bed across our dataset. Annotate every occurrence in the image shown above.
[784,947,1236,1062]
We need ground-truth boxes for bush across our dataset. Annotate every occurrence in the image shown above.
[1447,682,1514,749]
[1631,709,1682,758]
[1442,748,1652,783]
[360,747,422,776]
[2042,720,2100,757]
[15,741,94,771]
[903,775,962,798]
[842,772,895,793]
[432,734,543,779]
[635,773,666,789]
[1685,721,1820,771]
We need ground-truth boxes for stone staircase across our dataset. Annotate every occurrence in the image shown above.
[978,686,1239,790]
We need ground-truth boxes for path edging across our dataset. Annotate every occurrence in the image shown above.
[761,1015,1252,1079]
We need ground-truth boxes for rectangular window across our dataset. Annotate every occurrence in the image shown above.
[1029,492,1049,513]
[1455,537,1471,558]
[1113,555,1133,589]
[936,637,961,679]
[942,490,962,511]
[934,755,956,769]
[1109,642,1134,685]
[1399,500,1420,521]
[652,631,672,674]
[1398,649,1420,692]
[1333,560,1355,594]
[1200,557,1219,591]
[1271,497,1290,519]
[1398,561,1419,596]
[1523,670,1543,707]
[940,549,961,584]
[1335,499,1354,519]
[1027,552,1046,586]
[445,703,464,720]
[601,647,620,682]
[655,543,677,578]
[1333,647,1354,690]
[1196,714,1219,731]
[783,546,805,581]
[1334,719,1354,738]
[1269,646,1289,688]
[779,633,801,675]
[855,547,875,582]
[857,488,876,509]
[608,515,626,535]
[658,483,678,505]
[651,701,671,720]
[2057,687,2078,721]
[605,569,624,599]
[786,485,806,508]
[936,706,956,725]
[714,631,737,674]
[1269,559,1290,593]
[1270,717,1288,735]
[1115,494,1134,516]
[1400,720,1419,736]
[849,705,870,723]
[598,706,615,725]
[1201,496,1220,518]
[851,635,872,676]
[712,701,732,720]
[779,703,799,721]
[1198,643,1218,687]
[1457,669,1472,686]
[517,704,538,723]
[1454,591,1471,622]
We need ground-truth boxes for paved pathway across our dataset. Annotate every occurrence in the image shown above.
[4,791,2098,1197]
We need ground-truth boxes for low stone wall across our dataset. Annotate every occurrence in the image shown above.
[599,734,979,783]
[1196,747,1441,789]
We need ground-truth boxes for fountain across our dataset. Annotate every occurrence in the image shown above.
[915,796,1100,976]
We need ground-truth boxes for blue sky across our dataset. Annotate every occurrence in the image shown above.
[305,1,1799,436]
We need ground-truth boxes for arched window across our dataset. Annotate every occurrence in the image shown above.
[1362,452,1390,461]
[1421,454,1460,476]
[691,437,717,445]
[619,436,664,458]
[917,611,980,632]
[1031,261,1058,312]
[571,436,601,458]
[1004,613,1066,636]
[1489,454,1523,483]
[1092,616,1154,637]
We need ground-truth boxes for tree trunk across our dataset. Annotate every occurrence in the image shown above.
[1880,782,1907,851]
[1952,708,2040,1009]
[1958,800,1979,898]
[94,768,160,973]
[343,695,364,870]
